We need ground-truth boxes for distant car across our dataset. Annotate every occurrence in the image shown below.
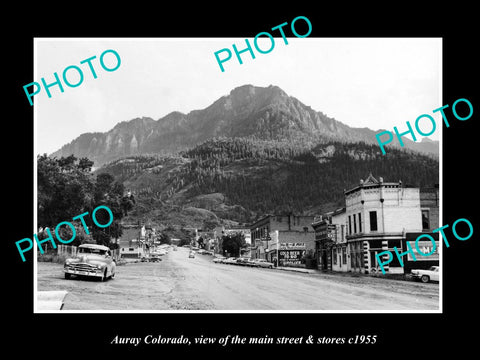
[149,254,162,262]
[411,266,439,283]
[252,259,274,268]
[236,258,256,267]
[64,244,116,281]
[189,251,195,258]
[213,255,226,263]
[223,257,238,264]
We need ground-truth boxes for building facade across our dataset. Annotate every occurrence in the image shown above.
[250,214,316,267]
[312,208,348,271]
[344,174,440,274]
[345,174,424,274]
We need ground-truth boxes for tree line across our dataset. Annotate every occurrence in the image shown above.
[97,137,439,224]
[37,154,135,248]
[181,138,439,217]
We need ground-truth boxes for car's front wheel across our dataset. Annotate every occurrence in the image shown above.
[65,273,71,280]
[421,275,430,283]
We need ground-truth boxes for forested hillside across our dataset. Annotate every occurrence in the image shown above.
[98,138,439,226]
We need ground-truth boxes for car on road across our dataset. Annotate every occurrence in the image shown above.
[213,255,226,263]
[411,266,439,283]
[188,251,196,258]
[252,259,274,268]
[153,249,167,256]
[64,244,116,281]
[149,254,162,262]
[236,258,256,267]
[223,257,238,265]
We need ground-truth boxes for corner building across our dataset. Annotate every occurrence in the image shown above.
[344,174,424,274]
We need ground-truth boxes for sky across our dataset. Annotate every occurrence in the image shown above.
[35,37,442,155]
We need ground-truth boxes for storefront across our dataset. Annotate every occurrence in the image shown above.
[313,220,336,271]
[402,232,439,273]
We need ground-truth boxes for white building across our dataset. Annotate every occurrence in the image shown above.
[344,174,422,274]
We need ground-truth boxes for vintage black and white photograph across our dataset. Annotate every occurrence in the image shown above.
[33,37,442,312]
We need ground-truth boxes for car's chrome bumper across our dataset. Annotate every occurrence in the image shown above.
[64,266,104,277]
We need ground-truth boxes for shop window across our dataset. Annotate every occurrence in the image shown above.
[369,211,378,231]
[342,247,347,264]
[333,248,337,265]
[422,210,430,230]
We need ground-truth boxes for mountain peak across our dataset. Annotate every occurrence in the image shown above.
[50,84,439,166]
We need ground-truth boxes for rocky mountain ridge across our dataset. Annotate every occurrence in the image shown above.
[50,84,439,166]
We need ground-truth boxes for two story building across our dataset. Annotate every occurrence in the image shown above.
[250,214,316,267]
[313,174,439,275]
[312,208,347,271]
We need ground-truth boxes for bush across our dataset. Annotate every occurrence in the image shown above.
[37,252,68,264]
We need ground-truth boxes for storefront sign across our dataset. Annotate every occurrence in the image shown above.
[279,249,305,266]
[279,242,305,250]
[407,240,439,261]
[315,222,337,242]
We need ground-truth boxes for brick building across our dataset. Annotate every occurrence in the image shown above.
[249,214,316,266]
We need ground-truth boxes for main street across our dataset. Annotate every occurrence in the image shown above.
[36,247,439,311]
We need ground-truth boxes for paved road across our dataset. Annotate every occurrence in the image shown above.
[36,247,439,311]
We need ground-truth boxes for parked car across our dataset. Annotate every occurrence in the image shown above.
[188,251,196,258]
[236,258,256,267]
[223,257,238,264]
[149,254,162,262]
[64,244,116,281]
[252,259,274,268]
[411,266,439,283]
[213,255,226,263]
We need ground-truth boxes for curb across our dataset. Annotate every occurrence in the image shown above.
[275,267,317,274]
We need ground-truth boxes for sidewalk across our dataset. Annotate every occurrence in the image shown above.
[275,266,318,274]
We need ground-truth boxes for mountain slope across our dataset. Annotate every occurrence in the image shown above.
[50,85,439,166]
[97,138,439,228]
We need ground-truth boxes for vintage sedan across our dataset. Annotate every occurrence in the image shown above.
[213,255,226,263]
[236,257,256,267]
[64,244,116,281]
[410,266,439,283]
[252,259,275,268]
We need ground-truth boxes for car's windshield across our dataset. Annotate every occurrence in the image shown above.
[78,247,107,255]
